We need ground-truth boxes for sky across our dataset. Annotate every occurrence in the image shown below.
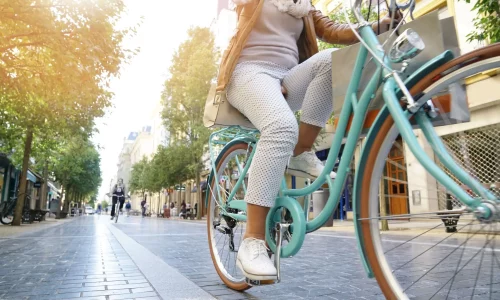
[93,0,218,200]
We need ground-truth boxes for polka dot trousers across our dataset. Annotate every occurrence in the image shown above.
[227,49,335,207]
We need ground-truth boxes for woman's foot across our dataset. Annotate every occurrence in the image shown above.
[287,151,336,179]
[236,238,277,280]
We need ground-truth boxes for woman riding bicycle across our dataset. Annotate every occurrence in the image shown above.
[219,0,396,280]
[110,178,126,221]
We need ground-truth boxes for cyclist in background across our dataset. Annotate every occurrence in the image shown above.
[110,178,126,221]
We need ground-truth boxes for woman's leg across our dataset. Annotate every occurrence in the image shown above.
[227,63,297,279]
[283,49,337,178]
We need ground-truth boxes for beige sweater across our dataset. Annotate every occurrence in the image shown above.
[238,0,304,69]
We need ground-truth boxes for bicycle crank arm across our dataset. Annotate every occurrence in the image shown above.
[274,222,290,283]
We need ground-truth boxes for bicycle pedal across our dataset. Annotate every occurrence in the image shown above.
[245,278,276,286]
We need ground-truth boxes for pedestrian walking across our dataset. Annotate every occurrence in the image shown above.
[179,201,187,219]
[145,202,150,217]
[141,199,146,218]
[125,201,132,217]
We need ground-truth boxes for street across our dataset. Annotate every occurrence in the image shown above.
[1,216,499,300]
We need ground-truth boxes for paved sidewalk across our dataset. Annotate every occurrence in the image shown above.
[0,215,76,240]
[0,216,165,300]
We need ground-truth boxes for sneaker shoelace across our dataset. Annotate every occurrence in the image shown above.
[303,151,324,168]
[247,238,270,260]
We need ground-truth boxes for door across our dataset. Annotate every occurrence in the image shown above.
[386,139,409,215]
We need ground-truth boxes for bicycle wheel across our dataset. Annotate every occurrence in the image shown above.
[360,48,500,299]
[115,203,120,223]
[207,141,253,291]
[0,202,13,225]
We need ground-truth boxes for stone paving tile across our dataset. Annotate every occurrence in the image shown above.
[114,217,500,300]
[0,217,160,300]
[108,292,158,300]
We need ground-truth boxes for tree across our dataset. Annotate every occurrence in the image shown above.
[101,200,109,210]
[317,6,380,51]
[462,0,500,43]
[52,136,102,217]
[0,0,136,225]
[129,157,149,200]
[161,27,218,219]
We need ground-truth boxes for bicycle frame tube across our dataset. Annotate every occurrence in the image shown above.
[382,80,489,214]
[283,28,386,232]
[415,113,497,202]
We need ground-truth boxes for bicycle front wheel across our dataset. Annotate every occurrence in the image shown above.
[207,140,253,291]
[360,48,500,299]
[115,203,120,223]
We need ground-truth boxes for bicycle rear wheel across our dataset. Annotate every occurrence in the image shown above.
[0,202,13,225]
[207,141,253,291]
[360,48,500,299]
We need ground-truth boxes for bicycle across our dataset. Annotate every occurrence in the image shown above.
[204,0,500,298]
[112,195,125,223]
[0,196,17,225]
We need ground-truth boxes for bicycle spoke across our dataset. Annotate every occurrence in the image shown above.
[444,220,475,299]
[384,222,445,254]
[402,223,487,292]
[392,220,476,271]
[430,227,496,299]
[490,223,497,300]
[470,225,492,299]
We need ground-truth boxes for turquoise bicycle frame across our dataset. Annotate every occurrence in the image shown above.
[206,24,497,277]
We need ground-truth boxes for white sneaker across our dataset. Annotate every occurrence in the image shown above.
[236,238,277,281]
[110,216,114,220]
[287,151,336,179]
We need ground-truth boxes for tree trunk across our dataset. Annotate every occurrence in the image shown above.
[56,187,64,219]
[380,178,389,231]
[40,162,49,210]
[13,127,34,226]
[196,172,202,220]
[63,190,71,213]
[157,192,161,215]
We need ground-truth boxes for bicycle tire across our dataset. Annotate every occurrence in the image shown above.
[115,202,120,223]
[0,202,13,225]
[207,141,252,291]
[360,46,500,299]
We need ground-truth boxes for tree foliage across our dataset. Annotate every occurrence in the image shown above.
[161,27,218,181]
[0,0,136,224]
[463,0,499,43]
[101,200,109,210]
[52,136,102,212]
[317,7,380,51]
[129,157,149,197]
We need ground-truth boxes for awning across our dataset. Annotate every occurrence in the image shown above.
[27,170,37,183]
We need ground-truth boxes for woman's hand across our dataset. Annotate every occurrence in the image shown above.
[374,12,403,34]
